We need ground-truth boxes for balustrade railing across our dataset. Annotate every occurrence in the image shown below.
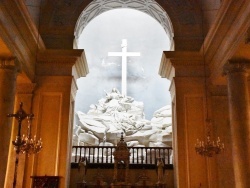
[72,146,173,167]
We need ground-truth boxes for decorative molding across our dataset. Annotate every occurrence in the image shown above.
[72,49,89,80]
[74,0,174,44]
[159,51,204,80]
[159,51,174,80]
[37,49,88,77]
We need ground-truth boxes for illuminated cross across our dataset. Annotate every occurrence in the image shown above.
[108,39,140,96]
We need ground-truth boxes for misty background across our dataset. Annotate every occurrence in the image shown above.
[75,8,171,119]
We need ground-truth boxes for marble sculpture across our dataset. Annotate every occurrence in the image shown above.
[73,88,172,148]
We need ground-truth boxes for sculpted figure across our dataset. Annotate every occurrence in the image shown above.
[74,88,172,147]
[78,157,87,183]
[105,88,123,101]
[156,158,164,184]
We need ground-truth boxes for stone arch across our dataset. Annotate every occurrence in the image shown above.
[74,0,174,48]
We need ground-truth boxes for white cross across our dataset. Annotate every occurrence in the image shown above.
[108,39,140,96]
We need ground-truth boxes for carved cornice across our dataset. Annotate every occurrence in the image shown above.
[72,49,89,80]
[16,83,36,94]
[159,51,173,80]
[159,51,204,80]
[37,49,88,77]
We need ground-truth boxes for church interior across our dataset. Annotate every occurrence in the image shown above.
[0,0,250,187]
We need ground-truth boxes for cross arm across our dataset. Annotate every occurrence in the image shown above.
[108,52,123,56]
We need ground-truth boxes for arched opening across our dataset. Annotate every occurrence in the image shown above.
[74,0,174,49]
[73,7,173,140]
[75,8,172,118]
[71,2,174,181]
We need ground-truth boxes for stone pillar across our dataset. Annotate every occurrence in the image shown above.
[159,52,210,187]
[4,82,36,188]
[23,49,88,188]
[224,61,250,188]
[0,57,17,188]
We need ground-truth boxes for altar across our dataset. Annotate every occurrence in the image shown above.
[111,133,132,188]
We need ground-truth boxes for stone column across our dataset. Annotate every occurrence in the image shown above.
[224,61,250,188]
[159,51,210,187]
[0,57,17,188]
[25,49,88,188]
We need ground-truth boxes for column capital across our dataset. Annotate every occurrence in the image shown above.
[0,57,16,70]
[223,60,250,75]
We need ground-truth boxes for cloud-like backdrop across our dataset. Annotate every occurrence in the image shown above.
[76,9,171,119]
